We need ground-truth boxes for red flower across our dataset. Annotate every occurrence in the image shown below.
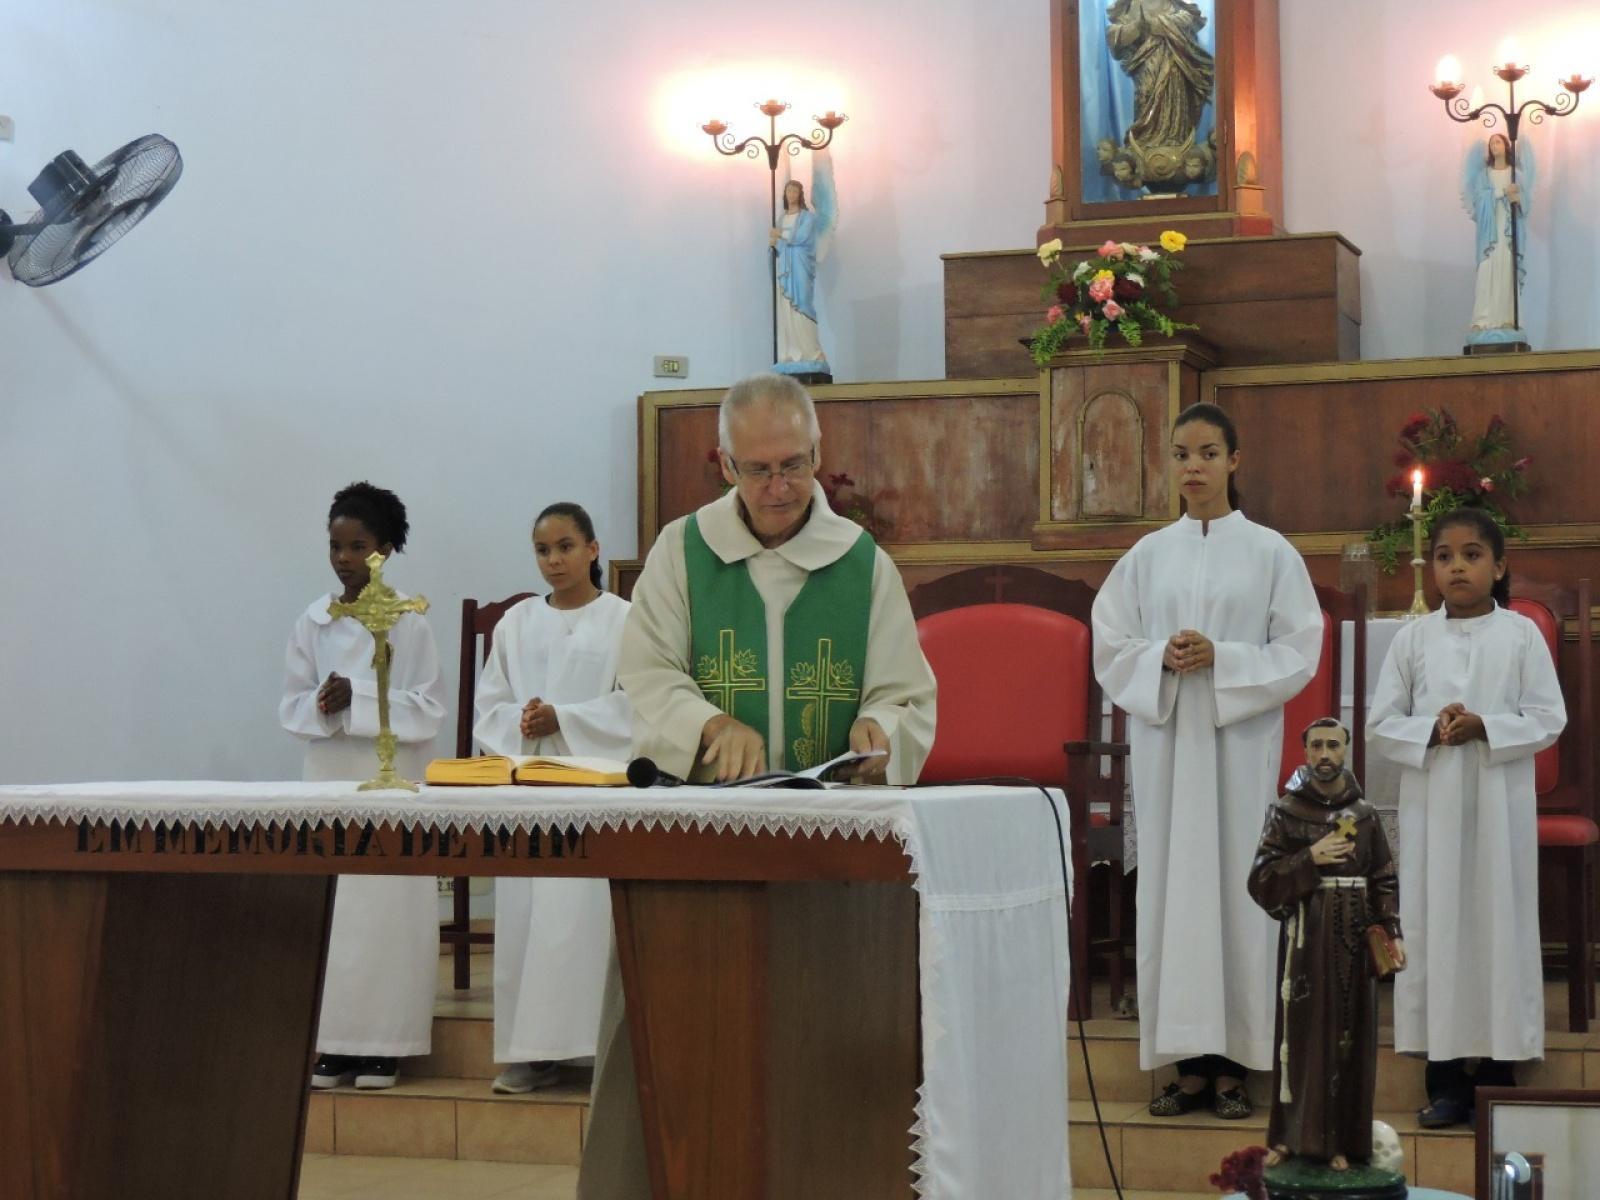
[706,447,721,464]
[1056,280,1078,303]
[1398,414,1429,445]
[1384,472,1411,498]
[1486,414,1506,436]
[1393,451,1415,468]
[828,472,855,490]
[1431,459,1480,494]
[1113,277,1145,301]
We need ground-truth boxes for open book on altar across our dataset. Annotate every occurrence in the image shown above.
[424,755,629,787]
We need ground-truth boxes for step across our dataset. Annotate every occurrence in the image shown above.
[1068,1101,1475,1195]
[306,1073,591,1165]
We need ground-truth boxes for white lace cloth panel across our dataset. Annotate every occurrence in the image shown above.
[0,780,1074,1200]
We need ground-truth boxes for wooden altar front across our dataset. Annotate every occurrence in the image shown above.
[0,812,916,1200]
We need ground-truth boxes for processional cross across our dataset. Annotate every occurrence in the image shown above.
[328,552,430,791]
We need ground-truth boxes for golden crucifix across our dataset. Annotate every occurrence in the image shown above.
[328,552,430,791]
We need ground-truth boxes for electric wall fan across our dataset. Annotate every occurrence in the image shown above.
[0,134,182,286]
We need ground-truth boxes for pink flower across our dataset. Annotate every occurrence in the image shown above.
[1077,312,1093,331]
[1097,240,1126,260]
[1102,299,1124,321]
[1087,276,1114,302]
[1046,305,1064,323]
[1480,477,1495,492]
[1513,455,1532,470]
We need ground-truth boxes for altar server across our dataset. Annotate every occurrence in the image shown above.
[1368,508,1565,1128]
[577,374,937,1198]
[281,481,446,1090]
[473,502,631,1094]
[1092,402,1322,1119]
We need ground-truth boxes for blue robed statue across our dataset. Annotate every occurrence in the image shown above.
[1461,131,1535,346]
[768,148,838,380]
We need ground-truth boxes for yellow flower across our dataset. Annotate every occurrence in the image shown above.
[1092,269,1114,284]
[1159,229,1188,253]
[1036,237,1064,265]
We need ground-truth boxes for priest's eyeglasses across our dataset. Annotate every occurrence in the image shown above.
[727,449,815,486]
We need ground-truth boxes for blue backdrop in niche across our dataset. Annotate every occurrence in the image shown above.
[1078,0,1217,204]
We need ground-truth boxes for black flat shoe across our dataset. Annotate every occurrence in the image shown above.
[1148,1080,1209,1116]
[1417,1096,1473,1129]
[1214,1086,1254,1120]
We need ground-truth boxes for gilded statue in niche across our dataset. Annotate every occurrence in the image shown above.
[1104,0,1217,193]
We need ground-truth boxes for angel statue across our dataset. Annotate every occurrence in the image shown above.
[768,148,838,384]
[1462,132,1534,348]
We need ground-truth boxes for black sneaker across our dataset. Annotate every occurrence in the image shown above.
[1148,1080,1209,1116]
[1417,1095,1473,1129]
[310,1054,356,1090]
[354,1057,400,1090]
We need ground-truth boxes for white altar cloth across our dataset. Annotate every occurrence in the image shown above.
[0,780,1073,1200]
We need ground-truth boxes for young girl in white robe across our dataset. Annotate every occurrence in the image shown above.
[1368,508,1565,1128]
[280,481,446,1090]
[473,502,632,1093]
[1092,403,1323,1119]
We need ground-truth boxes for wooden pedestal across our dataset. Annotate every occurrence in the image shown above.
[943,232,1361,379]
[1033,338,1215,552]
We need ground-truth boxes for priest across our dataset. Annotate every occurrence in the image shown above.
[576,372,937,1198]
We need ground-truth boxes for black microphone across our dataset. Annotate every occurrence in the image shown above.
[626,757,686,788]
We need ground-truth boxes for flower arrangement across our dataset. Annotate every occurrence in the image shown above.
[1366,408,1531,572]
[1029,230,1196,363]
[1210,1145,1268,1200]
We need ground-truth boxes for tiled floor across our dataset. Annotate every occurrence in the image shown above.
[298,1154,575,1199]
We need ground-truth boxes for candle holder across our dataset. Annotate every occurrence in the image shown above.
[1406,505,1430,619]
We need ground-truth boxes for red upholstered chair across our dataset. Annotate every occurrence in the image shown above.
[1279,583,1370,791]
[1509,578,1597,1032]
[443,593,536,990]
[908,566,1113,1018]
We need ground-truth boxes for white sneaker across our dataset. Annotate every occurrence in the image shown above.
[492,1061,560,1094]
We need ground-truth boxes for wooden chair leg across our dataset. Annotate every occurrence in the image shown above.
[452,877,472,991]
[1567,850,1590,1034]
[1107,864,1125,1010]
[1585,846,1597,1021]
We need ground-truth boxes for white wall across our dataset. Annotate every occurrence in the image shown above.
[1282,0,1600,357]
[3,0,1597,783]
[0,0,1048,782]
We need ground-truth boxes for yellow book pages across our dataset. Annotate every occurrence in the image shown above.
[512,756,629,787]
[424,756,517,786]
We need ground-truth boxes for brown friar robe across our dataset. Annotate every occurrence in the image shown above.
[1247,766,1401,1163]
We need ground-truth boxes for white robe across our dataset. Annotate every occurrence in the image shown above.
[1471,167,1516,331]
[473,591,632,1063]
[1367,605,1565,1062]
[280,594,446,1057]
[619,482,937,785]
[1092,512,1322,1071]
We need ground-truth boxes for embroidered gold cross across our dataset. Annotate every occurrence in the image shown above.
[694,628,766,713]
[1334,813,1358,841]
[785,637,860,767]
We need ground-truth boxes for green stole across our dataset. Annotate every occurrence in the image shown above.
[683,511,874,770]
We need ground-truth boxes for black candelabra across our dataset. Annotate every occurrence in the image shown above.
[701,101,847,366]
[1429,57,1591,332]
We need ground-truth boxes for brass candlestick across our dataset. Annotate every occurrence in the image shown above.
[1406,503,1430,619]
[328,552,430,791]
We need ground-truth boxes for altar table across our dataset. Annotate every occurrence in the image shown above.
[0,782,1071,1200]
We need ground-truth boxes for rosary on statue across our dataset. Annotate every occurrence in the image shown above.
[328,552,429,791]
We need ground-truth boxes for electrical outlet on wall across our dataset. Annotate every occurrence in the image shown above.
[653,355,689,379]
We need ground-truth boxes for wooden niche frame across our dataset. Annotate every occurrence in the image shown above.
[1041,0,1283,245]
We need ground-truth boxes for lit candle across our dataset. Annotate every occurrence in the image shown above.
[1412,468,1424,508]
